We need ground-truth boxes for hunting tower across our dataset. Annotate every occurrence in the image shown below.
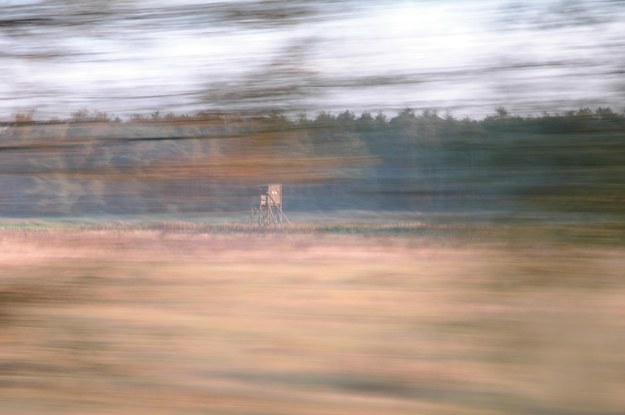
[250,183,290,227]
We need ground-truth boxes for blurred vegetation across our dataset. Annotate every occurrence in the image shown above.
[0,106,623,220]
[0,228,623,414]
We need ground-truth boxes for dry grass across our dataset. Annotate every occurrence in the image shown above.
[0,227,624,414]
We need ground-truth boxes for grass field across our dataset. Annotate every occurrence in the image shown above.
[1,222,624,414]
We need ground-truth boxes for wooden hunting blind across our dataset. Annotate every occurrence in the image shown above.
[250,183,290,227]
[265,183,282,207]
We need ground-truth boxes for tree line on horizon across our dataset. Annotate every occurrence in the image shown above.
[0,106,623,218]
[5,105,625,125]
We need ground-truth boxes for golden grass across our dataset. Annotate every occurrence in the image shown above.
[1,228,624,414]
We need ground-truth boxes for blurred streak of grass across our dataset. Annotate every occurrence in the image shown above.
[0,223,624,414]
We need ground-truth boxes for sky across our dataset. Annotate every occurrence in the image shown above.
[1,0,624,119]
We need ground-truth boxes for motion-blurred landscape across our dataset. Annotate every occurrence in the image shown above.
[1,1,625,414]
[1,106,624,223]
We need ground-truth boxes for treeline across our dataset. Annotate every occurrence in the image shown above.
[0,107,623,218]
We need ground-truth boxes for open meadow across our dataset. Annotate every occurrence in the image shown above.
[1,222,624,415]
